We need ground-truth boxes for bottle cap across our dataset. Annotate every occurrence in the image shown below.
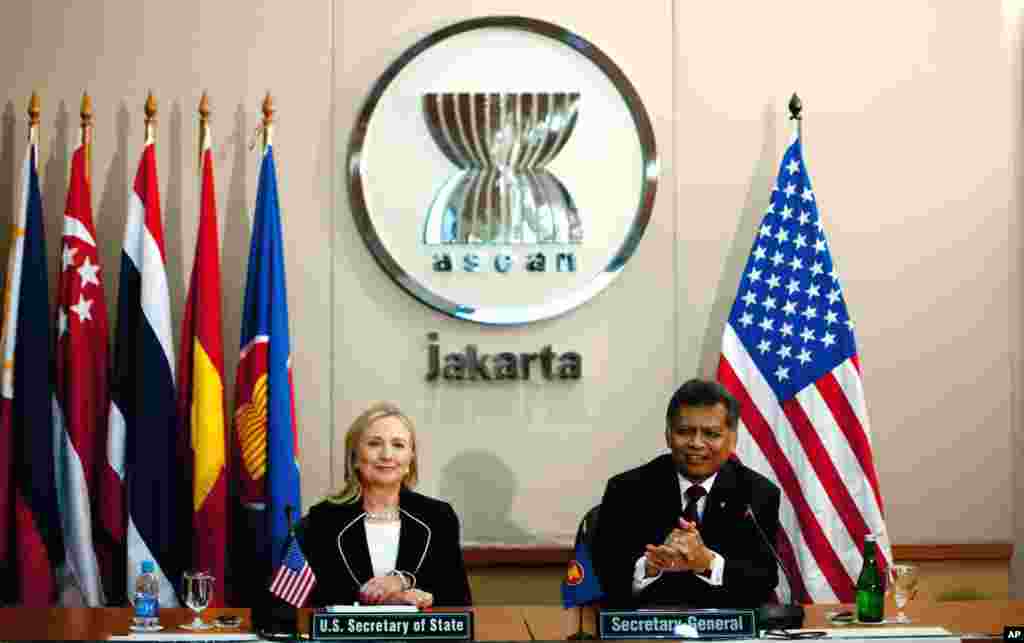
[141,560,155,573]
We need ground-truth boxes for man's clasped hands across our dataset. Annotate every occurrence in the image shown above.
[644,518,714,577]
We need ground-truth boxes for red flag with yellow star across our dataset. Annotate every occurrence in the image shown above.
[177,108,227,605]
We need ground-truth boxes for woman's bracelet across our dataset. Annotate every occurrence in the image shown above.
[388,570,416,591]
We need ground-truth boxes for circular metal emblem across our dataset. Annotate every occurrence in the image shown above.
[348,16,658,324]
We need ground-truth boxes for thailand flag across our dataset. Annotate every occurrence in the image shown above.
[109,132,181,606]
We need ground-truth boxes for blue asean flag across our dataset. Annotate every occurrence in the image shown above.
[561,541,603,608]
[236,144,301,577]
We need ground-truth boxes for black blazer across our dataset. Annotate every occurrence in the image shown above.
[301,488,472,607]
[593,454,780,608]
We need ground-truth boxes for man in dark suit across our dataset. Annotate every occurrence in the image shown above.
[593,379,781,608]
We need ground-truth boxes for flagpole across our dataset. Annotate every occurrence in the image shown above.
[261,92,274,154]
[81,92,93,185]
[789,92,802,141]
[144,91,157,146]
[198,91,210,175]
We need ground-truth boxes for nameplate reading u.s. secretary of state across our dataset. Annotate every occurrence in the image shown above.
[310,611,473,641]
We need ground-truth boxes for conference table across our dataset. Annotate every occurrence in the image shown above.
[533,601,1024,641]
[0,601,1017,640]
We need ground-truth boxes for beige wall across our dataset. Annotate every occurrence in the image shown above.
[0,0,1021,593]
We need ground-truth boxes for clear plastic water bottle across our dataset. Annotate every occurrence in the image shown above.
[132,560,160,628]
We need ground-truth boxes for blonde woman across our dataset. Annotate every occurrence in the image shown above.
[301,403,472,607]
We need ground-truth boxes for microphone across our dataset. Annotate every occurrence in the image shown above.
[745,504,805,630]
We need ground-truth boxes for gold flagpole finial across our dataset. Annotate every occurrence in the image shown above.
[81,91,93,182]
[81,92,93,142]
[261,92,274,150]
[80,92,93,126]
[27,91,41,145]
[145,91,157,122]
[199,91,210,123]
[28,91,41,127]
[144,91,157,143]
[262,92,274,126]
[198,91,211,171]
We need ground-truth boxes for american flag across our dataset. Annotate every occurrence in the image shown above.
[717,135,891,603]
[269,534,316,607]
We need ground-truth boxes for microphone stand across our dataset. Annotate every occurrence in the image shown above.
[746,504,805,631]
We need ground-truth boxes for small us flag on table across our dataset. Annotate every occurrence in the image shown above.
[269,534,316,607]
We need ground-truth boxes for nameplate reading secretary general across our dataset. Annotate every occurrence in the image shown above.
[593,379,781,608]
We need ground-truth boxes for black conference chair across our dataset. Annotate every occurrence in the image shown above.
[293,514,309,553]
[574,505,600,551]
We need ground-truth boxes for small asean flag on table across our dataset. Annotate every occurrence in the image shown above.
[561,541,603,608]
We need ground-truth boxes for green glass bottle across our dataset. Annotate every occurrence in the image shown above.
[855,534,884,623]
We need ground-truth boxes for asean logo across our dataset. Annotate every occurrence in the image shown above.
[566,560,585,586]
[348,16,658,324]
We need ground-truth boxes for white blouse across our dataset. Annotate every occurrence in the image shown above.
[364,520,401,577]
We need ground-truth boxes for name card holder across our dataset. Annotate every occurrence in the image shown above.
[599,608,758,640]
[310,611,473,641]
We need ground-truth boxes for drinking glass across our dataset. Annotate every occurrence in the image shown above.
[889,564,919,623]
[181,571,214,630]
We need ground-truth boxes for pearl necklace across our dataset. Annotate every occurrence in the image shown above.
[365,507,400,522]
